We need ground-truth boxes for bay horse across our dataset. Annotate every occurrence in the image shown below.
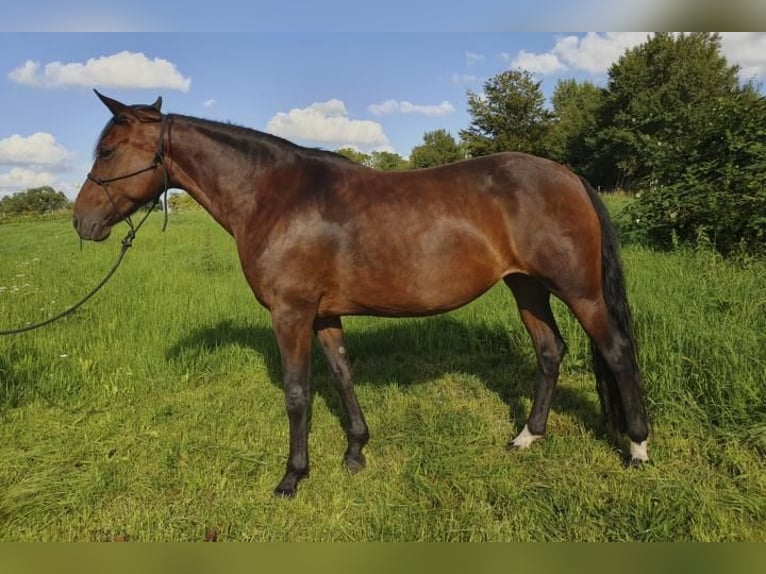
[73,92,649,496]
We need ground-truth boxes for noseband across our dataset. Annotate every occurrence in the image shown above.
[86,114,171,239]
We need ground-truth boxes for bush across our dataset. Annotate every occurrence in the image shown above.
[622,90,766,257]
[0,187,71,217]
[624,184,766,256]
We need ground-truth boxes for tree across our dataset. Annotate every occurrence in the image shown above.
[593,32,742,189]
[335,147,373,167]
[334,147,409,171]
[624,86,766,254]
[546,79,603,176]
[601,32,766,255]
[459,69,554,158]
[370,151,409,171]
[409,129,465,169]
[0,186,71,217]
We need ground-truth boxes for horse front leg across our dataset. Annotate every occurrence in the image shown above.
[271,305,315,497]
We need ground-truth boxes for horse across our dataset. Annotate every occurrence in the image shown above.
[73,91,649,497]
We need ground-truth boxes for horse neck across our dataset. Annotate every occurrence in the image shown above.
[164,115,298,236]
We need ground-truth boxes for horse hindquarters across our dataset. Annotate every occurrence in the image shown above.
[506,173,649,464]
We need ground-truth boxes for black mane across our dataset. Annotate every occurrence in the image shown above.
[175,114,357,165]
[95,110,357,165]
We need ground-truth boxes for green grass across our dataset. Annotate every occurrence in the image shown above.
[1,209,764,541]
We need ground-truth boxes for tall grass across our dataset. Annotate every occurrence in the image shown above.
[0,209,764,541]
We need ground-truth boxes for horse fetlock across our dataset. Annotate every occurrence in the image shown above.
[348,423,369,444]
[274,465,310,497]
[629,439,649,465]
[508,425,544,450]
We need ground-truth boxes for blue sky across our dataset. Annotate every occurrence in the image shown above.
[1,1,708,33]
[2,31,766,198]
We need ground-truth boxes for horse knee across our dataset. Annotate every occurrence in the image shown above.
[284,384,308,413]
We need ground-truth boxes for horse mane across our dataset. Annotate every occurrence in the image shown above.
[94,109,358,165]
[173,114,358,165]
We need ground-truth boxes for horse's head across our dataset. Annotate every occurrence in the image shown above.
[73,91,166,241]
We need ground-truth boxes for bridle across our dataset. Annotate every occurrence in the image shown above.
[86,113,172,240]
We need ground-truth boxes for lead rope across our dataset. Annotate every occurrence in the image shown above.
[0,229,136,335]
[0,117,171,335]
[0,197,166,336]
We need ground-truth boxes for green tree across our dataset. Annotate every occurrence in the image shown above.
[409,129,465,169]
[546,79,603,176]
[459,69,553,158]
[335,147,373,167]
[0,186,71,217]
[334,147,409,171]
[625,87,766,254]
[370,151,409,171]
[594,32,742,189]
[599,32,766,255]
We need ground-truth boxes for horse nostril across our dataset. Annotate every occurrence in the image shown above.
[72,214,79,230]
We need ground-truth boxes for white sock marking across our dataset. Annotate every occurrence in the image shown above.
[511,425,543,449]
[630,440,648,462]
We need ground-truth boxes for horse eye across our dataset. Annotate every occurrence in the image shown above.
[98,148,113,160]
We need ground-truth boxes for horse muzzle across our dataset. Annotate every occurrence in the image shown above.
[72,213,112,242]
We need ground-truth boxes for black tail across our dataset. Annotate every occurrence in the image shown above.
[579,176,644,433]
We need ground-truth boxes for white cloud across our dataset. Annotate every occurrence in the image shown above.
[203,99,217,108]
[555,33,650,74]
[368,99,455,116]
[507,32,766,81]
[0,167,56,190]
[466,51,485,66]
[0,132,73,170]
[511,50,566,75]
[452,73,480,85]
[367,99,398,116]
[720,32,766,79]
[266,99,389,149]
[509,33,650,76]
[8,51,191,91]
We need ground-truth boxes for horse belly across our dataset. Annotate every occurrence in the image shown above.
[332,223,511,317]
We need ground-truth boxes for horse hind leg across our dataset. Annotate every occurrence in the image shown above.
[314,317,369,473]
[567,295,649,465]
[504,274,567,450]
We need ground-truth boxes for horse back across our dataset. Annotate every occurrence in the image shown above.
[244,152,599,316]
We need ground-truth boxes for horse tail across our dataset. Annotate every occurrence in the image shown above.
[579,176,643,433]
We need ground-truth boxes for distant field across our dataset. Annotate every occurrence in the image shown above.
[1,204,764,541]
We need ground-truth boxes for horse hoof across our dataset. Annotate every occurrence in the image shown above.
[273,469,308,497]
[273,482,297,497]
[344,453,366,474]
[628,457,648,469]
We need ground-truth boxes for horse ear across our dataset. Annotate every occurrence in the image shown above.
[151,96,163,112]
[94,89,129,117]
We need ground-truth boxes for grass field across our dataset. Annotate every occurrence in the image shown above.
[0,203,764,541]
